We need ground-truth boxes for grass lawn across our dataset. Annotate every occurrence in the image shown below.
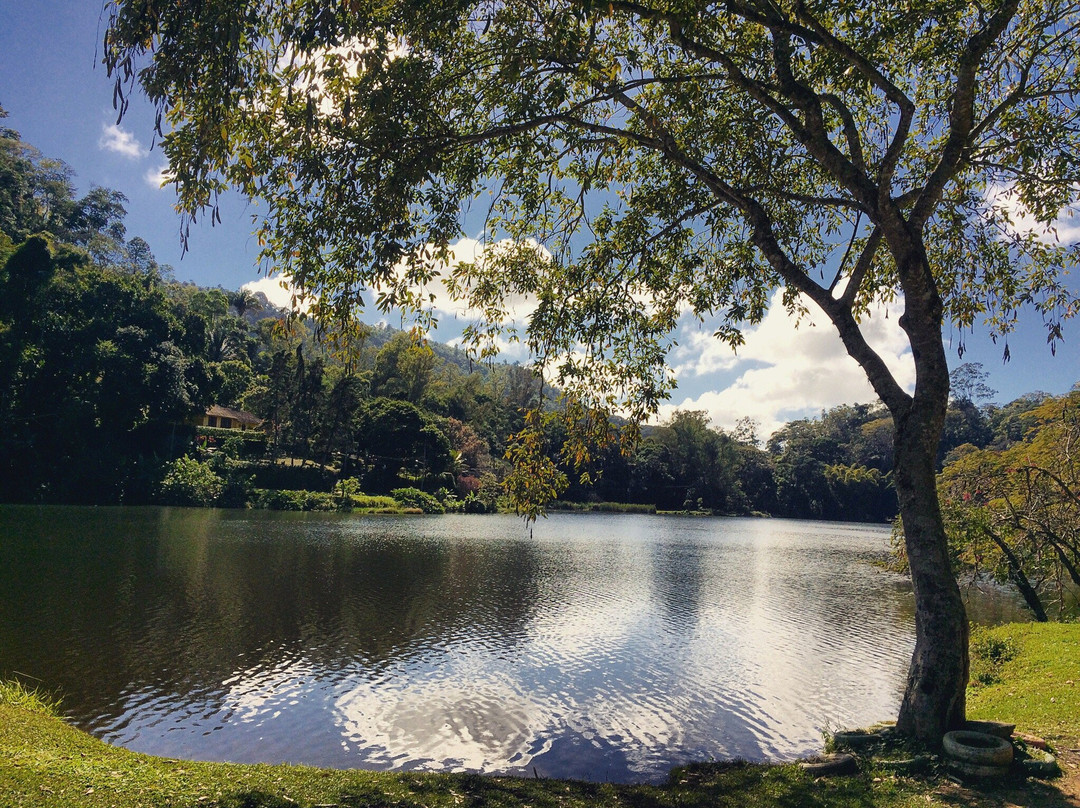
[2,623,1077,808]
[967,622,1080,745]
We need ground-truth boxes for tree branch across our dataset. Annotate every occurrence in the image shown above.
[911,0,1022,231]
[839,226,883,309]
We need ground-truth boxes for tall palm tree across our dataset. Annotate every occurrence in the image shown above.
[228,288,262,321]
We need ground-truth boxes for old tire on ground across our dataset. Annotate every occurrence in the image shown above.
[1021,751,1060,779]
[943,730,1014,767]
[947,759,1010,780]
[962,720,1015,740]
[799,753,858,776]
[831,731,882,751]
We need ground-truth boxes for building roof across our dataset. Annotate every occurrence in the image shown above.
[206,405,263,426]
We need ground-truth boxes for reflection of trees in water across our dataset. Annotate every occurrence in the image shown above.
[0,508,544,720]
[650,541,705,633]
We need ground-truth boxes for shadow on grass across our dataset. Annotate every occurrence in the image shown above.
[210,761,1077,808]
[361,763,881,808]
[219,794,304,808]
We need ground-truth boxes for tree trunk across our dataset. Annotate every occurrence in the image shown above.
[892,384,969,741]
[983,526,1048,622]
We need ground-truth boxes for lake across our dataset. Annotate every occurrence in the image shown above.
[0,506,1026,783]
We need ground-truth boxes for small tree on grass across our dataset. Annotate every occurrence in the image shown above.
[106,0,1080,741]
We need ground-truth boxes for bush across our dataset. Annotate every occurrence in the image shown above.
[248,462,336,492]
[331,478,398,510]
[463,493,492,513]
[348,494,399,510]
[391,487,445,514]
[196,427,268,458]
[251,488,337,511]
[547,501,657,514]
[970,627,1019,686]
[590,501,656,514]
[253,482,404,512]
[158,457,224,506]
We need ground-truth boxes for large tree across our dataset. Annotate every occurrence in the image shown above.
[105,0,1080,741]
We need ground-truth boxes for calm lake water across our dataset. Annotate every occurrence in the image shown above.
[0,506,1026,783]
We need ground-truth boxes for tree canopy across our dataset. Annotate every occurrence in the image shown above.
[939,388,1080,622]
[106,1,1078,398]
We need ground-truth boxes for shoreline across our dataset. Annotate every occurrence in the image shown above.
[2,623,1077,807]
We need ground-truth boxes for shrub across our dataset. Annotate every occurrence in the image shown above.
[252,488,337,511]
[463,493,492,514]
[347,494,399,510]
[970,627,1019,686]
[158,457,224,506]
[196,427,268,458]
[248,463,336,492]
[391,487,445,514]
[330,478,398,510]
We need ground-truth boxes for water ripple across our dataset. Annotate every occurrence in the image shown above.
[0,510,960,781]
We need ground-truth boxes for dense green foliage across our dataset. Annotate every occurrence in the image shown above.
[0,234,196,502]
[0,114,858,515]
[934,386,1080,621]
[159,456,225,506]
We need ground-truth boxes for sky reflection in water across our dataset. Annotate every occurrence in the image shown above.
[0,508,1027,782]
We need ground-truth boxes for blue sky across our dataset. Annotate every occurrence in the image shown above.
[2,0,1078,434]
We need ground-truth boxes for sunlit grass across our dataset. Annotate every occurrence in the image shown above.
[967,622,1080,745]
[0,678,60,715]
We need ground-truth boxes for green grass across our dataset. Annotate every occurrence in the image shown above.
[966,622,1080,744]
[0,706,929,808]
[0,684,931,808]
[0,680,60,715]
[2,622,1078,808]
[548,501,658,514]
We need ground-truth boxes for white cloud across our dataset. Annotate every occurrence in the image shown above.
[238,237,542,328]
[660,290,914,437]
[241,273,314,314]
[98,123,146,159]
[419,237,545,326]
[144,164,171,189]
[279,39,409,119]
[985,182,1080,244]
[445,332,532,364]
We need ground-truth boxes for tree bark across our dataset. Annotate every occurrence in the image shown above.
[892,417,969,738]
[832,224,970,744]
[889,296,970,741]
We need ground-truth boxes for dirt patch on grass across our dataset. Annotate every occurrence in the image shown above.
[1055,748,1080,804]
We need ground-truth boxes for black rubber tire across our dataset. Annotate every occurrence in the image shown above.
[963,720,1015,740]
[1021,751,1060,779]
[799,753,858,776]
[831,731,882,750]
[947,759,1010,779]
[943,730,1014,767]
